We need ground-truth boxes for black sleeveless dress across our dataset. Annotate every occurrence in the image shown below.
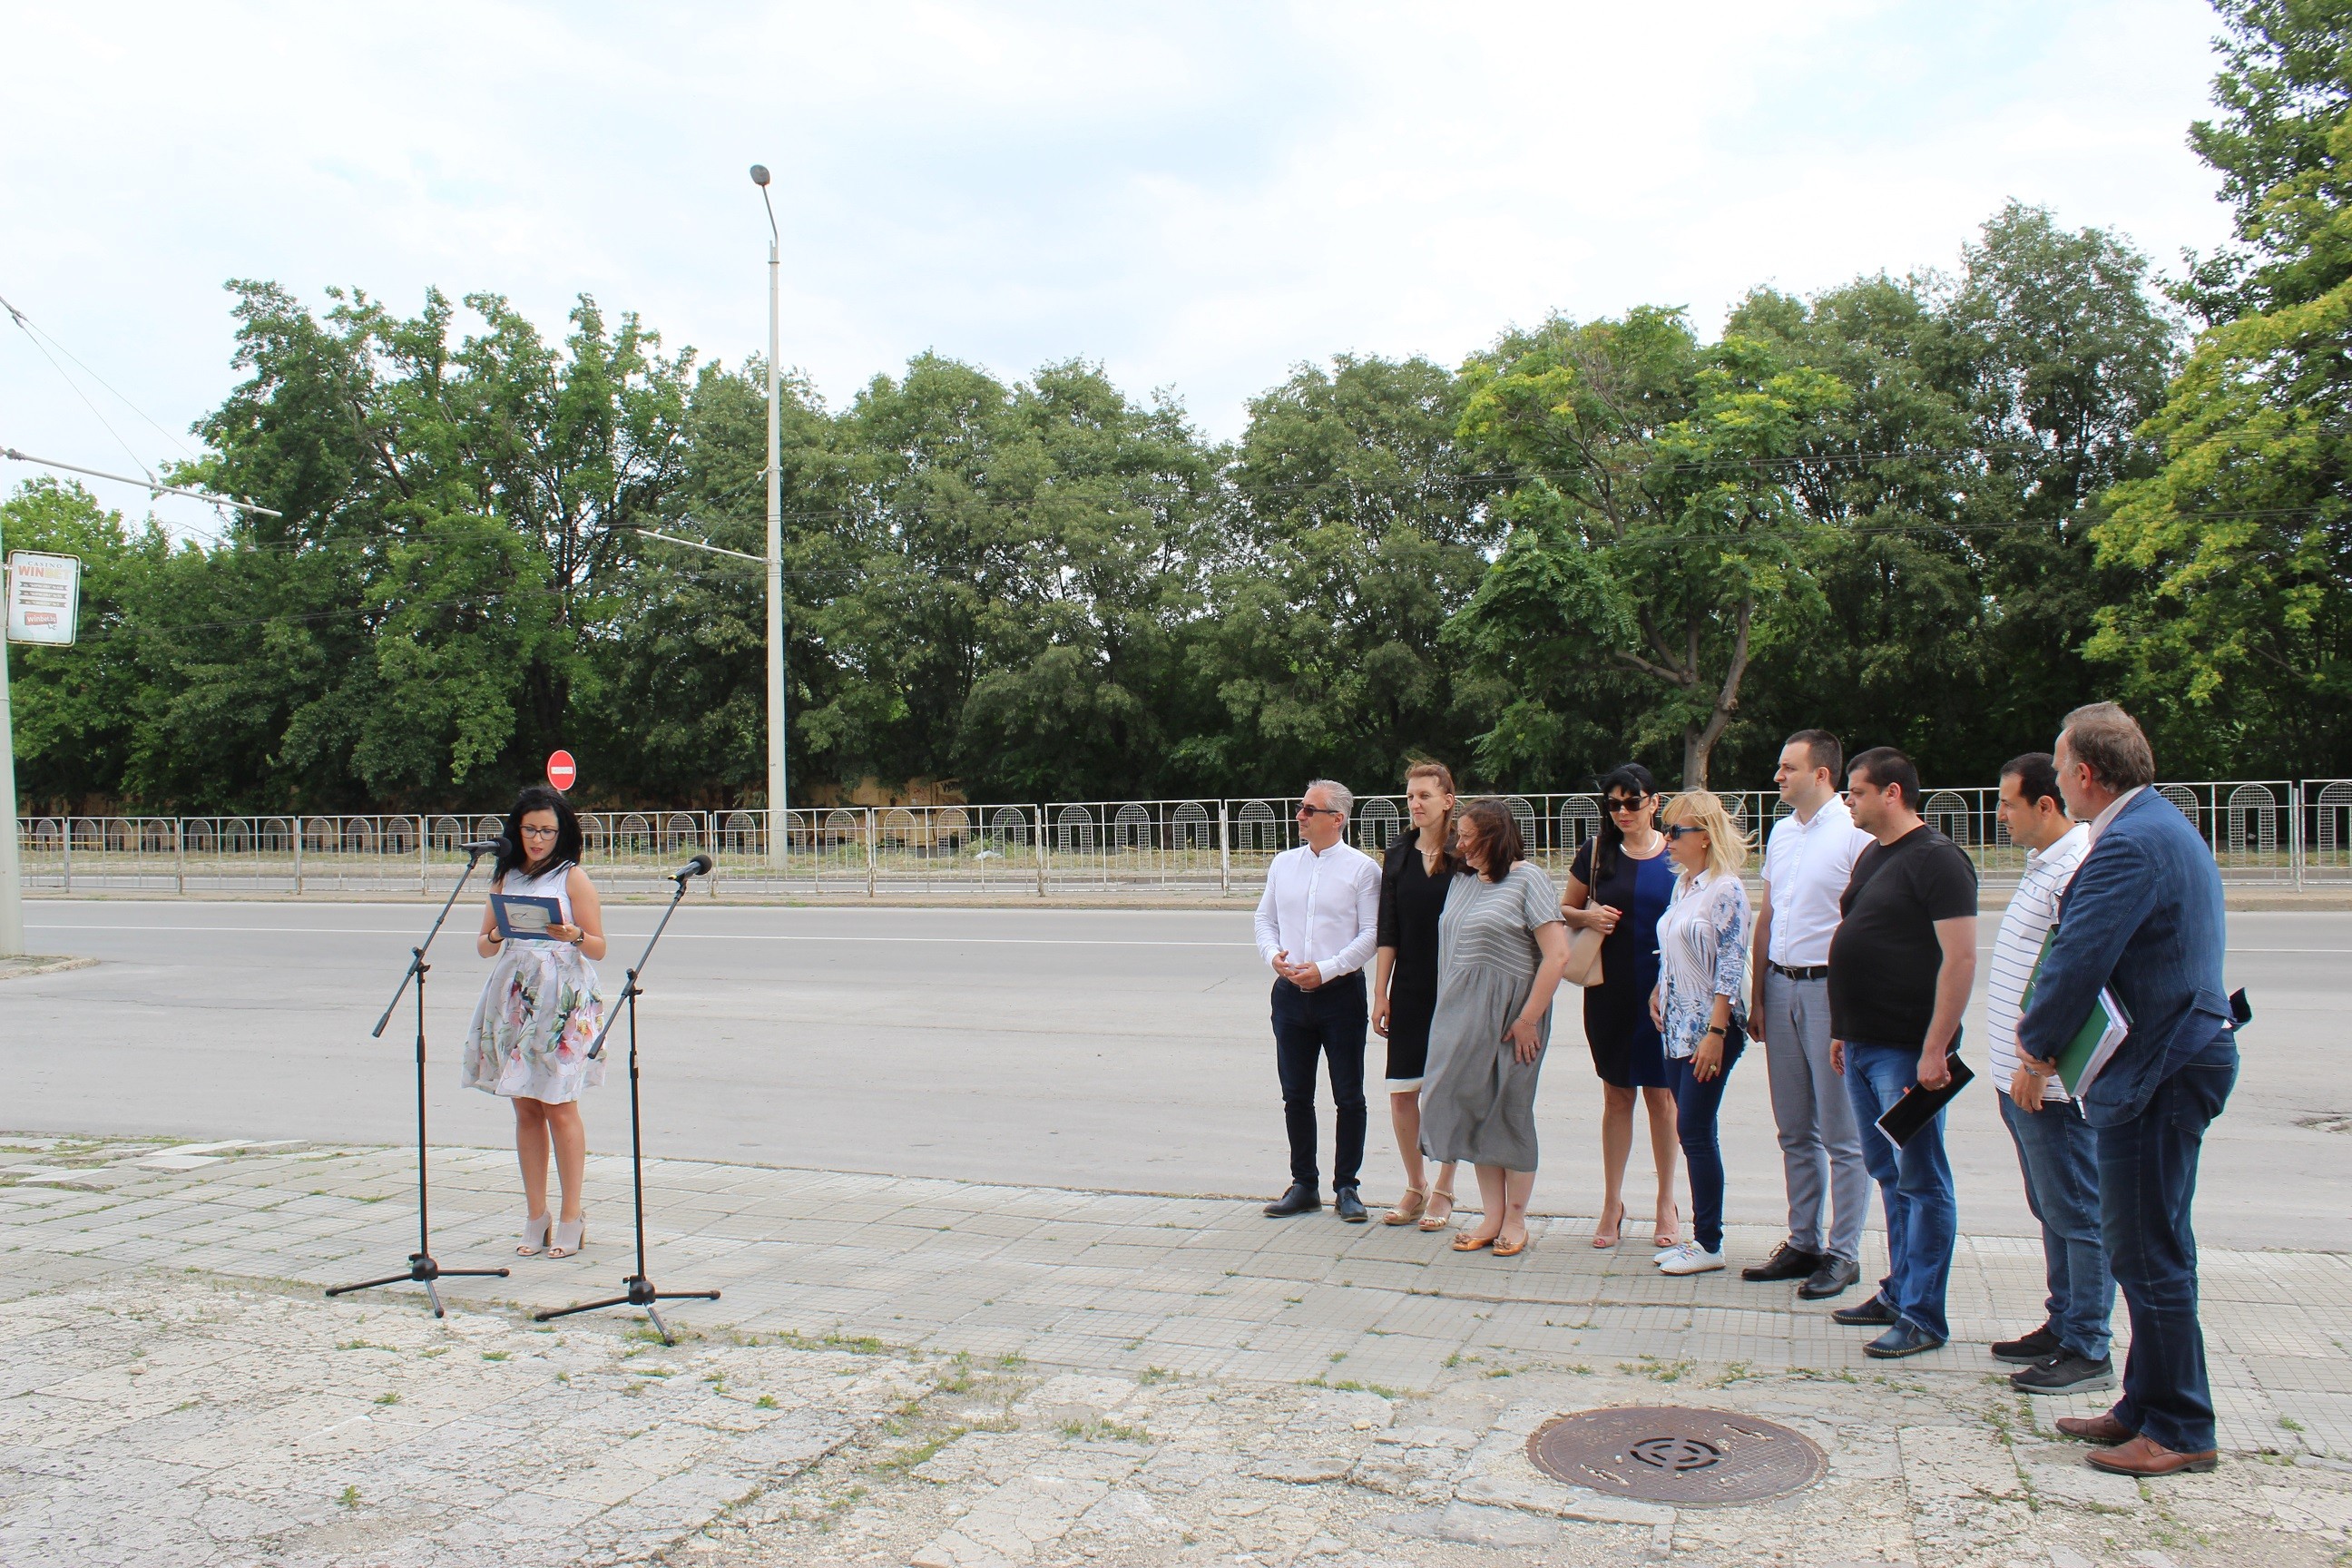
[1377,836,1450,1085]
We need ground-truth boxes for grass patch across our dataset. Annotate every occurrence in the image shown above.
[1060,1418,1153,1445]
[1136,1367,1175,1386]
[337,1485,360,1508]
[481,1350,510,1362]
[372,1392,399,1406]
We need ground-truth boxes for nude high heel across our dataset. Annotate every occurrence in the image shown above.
[548,1217,587,1259]
[517,1213,551,1257]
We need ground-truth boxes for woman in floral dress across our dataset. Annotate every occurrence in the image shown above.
[466,785,606,1259]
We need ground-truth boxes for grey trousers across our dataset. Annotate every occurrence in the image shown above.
[1761,970,1868,1263]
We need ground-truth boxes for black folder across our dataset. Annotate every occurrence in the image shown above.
[1874,1055,1975,1149]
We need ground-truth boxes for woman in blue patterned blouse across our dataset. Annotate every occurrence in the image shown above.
[1646,790,1752,1277]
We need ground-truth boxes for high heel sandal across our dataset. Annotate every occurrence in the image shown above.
[517,1213,551,1257]
[1383,1187,1429,1226]
[1654,1202,1680,1250]
[548,1216,587,1259]
[1593,1198,1625,1249]
[1418,1191,1457,1232]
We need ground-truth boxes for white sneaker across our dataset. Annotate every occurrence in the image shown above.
[1656,1242,1725,1276]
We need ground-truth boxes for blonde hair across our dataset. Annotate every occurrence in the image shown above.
[1659,790,1749,883]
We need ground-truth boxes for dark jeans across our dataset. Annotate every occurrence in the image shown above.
[1999,1090,2113,1361]
[1843,1037,1958,1342]
[2102,1034,2237,1454]
[1272,973,1368,1191]
[1662,1024,1745,1252]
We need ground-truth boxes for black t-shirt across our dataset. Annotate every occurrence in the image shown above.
[1827,824,1978,1047]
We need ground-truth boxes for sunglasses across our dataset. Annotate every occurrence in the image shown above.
[1661,824,1708,840]
[1605,798,1648,814]
[1295,804,1344,818]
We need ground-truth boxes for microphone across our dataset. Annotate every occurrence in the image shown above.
[673,853,713,881]
[462,838,510,858]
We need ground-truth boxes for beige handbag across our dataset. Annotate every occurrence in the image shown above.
[1563,923,1606,987]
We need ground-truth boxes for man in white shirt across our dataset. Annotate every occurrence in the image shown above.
[1984,751,2110,1396]
[1743,730,1877,1300]
[1253,779,1382,1221]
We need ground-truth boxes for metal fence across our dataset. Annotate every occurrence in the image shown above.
[12,779,2328,897]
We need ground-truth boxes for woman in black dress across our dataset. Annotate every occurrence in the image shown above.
[1562,763,1681,1249]
[1372,760,1460,1229]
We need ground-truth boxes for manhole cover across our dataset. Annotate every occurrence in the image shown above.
[1526,1406,1825,1506]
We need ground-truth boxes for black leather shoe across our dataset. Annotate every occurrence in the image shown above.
[1740,1241,1824,1283]
[1263,1183,1322,1218]
[1831,1293,1899,1327]
[2011,1349,2115,1395]
[1334,1187,1367,1222]
[1798,1257,1861,1299]
[1864,1321,1946,1358]
[1991,1323,2062,1365]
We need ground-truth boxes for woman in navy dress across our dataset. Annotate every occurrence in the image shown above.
[1561,764,1681,1249]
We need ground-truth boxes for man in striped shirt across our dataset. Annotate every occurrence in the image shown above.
[1985,752,2108,1396]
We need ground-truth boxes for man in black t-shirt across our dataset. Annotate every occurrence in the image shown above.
[1825,747,1979,1359]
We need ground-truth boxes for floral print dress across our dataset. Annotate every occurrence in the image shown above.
[462,861,606,1103]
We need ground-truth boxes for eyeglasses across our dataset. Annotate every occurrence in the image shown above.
[1605,798,1647,815]
[1296,804,1344,818]
[1661,824,1708,840]
[519,825,560,839]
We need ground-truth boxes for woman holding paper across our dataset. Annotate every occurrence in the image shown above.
[466,784,607,1259]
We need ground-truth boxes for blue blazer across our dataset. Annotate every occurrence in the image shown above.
[2016,788,2235,1130]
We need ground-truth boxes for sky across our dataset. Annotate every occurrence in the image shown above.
[1,0,2241,538]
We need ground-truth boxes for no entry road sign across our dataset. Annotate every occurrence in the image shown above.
[546,750,577,791]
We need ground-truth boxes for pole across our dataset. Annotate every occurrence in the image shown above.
[761,179,789,865]
[0,540,22,955]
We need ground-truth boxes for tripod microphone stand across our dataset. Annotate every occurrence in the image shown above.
[327,838,513,1318]
[535,853,718,1345]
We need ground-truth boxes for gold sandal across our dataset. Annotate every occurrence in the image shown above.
[1418,1191,1457,1232]
[1382,1187,1429,1226]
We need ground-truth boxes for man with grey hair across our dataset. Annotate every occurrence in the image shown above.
[1254,779,1382,1220]
[2020,701,2239,1477]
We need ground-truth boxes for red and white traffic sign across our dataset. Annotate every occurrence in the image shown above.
[546,750,577,791]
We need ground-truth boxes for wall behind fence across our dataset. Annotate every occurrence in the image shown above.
[15,779,2337,897]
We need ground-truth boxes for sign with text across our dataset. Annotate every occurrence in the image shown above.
[6,552,82,646]
[546,750,577,791]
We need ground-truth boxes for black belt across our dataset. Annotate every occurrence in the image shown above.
[1769,962,1829,981]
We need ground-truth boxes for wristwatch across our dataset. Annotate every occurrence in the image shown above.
[1705,1025,1726,1038]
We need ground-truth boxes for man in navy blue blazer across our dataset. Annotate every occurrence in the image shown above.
[2017,702,2238,1477]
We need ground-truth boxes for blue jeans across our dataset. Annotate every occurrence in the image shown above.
[1663,1026,1745,1253]
[1843,1038,1957,1342]
[2101,1035,2237,1454]
[1271,974,1368,1190]
[1999,1090,2112,1361]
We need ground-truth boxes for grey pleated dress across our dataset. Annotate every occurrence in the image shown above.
[1417,861,1563,1171]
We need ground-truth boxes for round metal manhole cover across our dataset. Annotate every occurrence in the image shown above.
[1526,1406,1826,1507]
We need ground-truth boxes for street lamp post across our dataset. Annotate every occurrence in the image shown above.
[750,165,788,867]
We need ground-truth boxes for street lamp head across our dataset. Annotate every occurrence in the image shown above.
[749,164,770,187]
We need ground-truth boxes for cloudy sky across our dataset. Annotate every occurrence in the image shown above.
[2,1,2238,536]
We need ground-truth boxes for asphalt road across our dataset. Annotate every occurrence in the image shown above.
[4,899,2343,1250]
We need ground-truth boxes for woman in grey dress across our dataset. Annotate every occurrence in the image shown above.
[1419,799,1574,1257]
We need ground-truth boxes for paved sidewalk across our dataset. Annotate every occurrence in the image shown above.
[5,1132,2350,1567]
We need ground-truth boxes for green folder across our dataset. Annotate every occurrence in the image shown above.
[2017,926,2132,1097]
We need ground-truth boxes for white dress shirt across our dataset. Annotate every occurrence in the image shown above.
[1759,796,1875,967]
[1986,821,2092,1100]
[1254,840,1381,984]
[2087,785,2144,847]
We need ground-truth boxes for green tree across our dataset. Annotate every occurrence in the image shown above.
[1449,309,1847,788]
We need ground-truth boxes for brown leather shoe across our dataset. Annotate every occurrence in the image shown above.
[2084,1435,2219,1476]
[2055,1412,2135,1445]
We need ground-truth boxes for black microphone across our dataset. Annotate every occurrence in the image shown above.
[462,838,509,858]
[673,853,713,881]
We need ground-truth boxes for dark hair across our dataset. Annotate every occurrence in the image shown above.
[1592,762,1658,881]
[1847,747,1921,811]
[496,784,583,882]
[2001,752,2063,810]
[1785,729,1843,780]
[1450,798,1526,879]
[2061,701,2156,791]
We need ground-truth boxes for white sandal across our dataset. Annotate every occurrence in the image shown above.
[517,1213,551,1257]
[548,1217,586,1259]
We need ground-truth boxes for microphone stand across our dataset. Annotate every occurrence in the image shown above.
[327,841,512,1317]
[535,858,717,1345]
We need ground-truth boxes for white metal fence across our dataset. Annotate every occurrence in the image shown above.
[12,779,2329,897]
